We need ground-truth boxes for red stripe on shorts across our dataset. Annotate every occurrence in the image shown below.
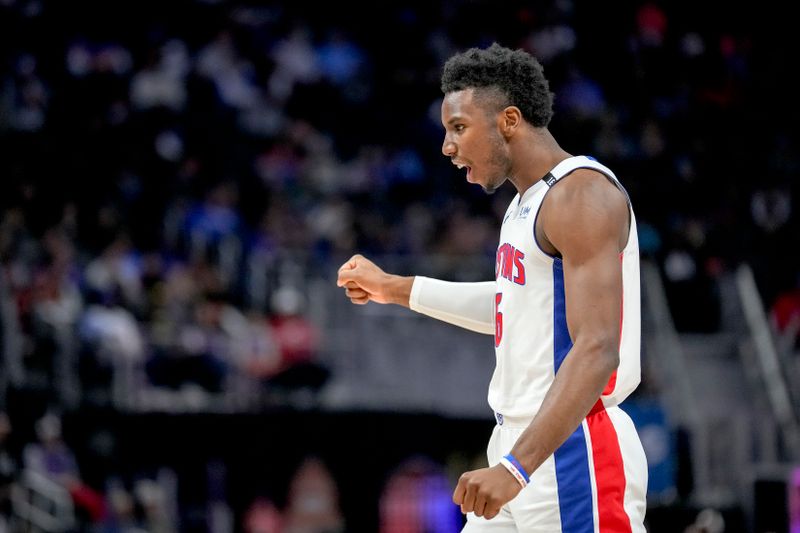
[587,400,631,533]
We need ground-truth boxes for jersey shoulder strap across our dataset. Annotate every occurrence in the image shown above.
[541,155,631,207]
[541,155,618,186]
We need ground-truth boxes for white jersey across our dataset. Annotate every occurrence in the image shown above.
[488,155,641,418]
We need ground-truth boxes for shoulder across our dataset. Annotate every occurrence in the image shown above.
[539,168,629,254]
[544,168,627,215]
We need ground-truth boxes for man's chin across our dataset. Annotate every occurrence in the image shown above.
[481,177,503,195]
[469,173,503,194]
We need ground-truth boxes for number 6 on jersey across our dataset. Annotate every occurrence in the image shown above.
[495,292,503,347]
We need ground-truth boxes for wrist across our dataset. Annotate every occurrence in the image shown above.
[499,453,530,489]
[387,275,414,307]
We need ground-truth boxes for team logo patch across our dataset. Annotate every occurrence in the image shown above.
[496,412,504,425]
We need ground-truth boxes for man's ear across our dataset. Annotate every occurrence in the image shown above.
[500,106,522,139]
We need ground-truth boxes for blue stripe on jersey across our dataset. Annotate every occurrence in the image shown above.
[553,258,595,532]
[553,259,571,372]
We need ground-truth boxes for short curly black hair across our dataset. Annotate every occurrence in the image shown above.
[440,43,554,128]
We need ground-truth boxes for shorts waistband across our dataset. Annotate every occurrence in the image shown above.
[494,401,617,427]
[493,412,533,427]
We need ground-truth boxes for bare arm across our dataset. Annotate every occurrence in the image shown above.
[510,170,629,474]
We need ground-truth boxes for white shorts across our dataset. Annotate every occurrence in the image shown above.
[462,405,648,533]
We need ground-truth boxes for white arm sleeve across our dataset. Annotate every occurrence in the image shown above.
[408,276,495,335]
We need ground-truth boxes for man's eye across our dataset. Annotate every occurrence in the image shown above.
[454,124,465,132]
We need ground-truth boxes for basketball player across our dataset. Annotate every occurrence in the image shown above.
[337,43,647,532]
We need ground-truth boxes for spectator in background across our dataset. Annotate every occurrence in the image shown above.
[0,412,17,531]
[236,310,281,383]
[268,25,320,104]
[316,29,366,90]
[183,182,245,272]
[23,413,106,524]
[133,478,176,533]
[770,279,800,351]
[262,286,329,405]
[146,289,246,396]
[661,219,721,332]
[750,186,795,306]
[83,233,146,316]
[23,227,83,404]
[6,53,49,133]
[282,456,345,533]
[78,283,146,406]
[129,39,190,113]
[380,456,462,533]
[101,481,148,533]
[243,496,283,533]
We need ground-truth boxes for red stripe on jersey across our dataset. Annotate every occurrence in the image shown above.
[603,253,624,396]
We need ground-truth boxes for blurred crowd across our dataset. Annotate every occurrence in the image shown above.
[1,0,798,399]
[1,0,798,530]
[0,408,473,533]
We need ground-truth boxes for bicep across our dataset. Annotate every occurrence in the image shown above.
[542,173,628,348]
[562,247,622,348]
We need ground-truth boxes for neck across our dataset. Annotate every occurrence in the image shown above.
[506,128,571,196]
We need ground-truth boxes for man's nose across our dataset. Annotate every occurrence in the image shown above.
[442,138,456,157]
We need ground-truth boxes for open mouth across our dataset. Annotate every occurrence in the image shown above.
[454,161,473,181]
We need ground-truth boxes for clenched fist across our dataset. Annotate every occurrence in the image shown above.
[336,254,413,307]
[452,464,522,519]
